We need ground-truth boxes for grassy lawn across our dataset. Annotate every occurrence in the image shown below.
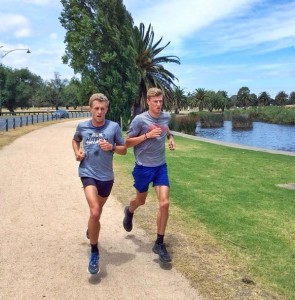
[113,135,295,300]
[1,122,294,299]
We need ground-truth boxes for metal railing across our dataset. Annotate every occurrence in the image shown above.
[0,111,90,131]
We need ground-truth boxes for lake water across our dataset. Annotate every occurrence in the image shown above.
[195,121,295,153]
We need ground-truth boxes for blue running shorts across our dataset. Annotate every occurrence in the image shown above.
[81,177,114,198]
[132,163,169,193]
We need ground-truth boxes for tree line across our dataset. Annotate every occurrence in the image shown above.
[172,87,295,113]
[1,0,294,122]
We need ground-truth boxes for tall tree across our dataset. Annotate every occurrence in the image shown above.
[60,0,138,123]
[1,67,42,112]
[288,91,295,105]
[170,86,187,113]
[132,23,180,116]
[258,91,271,106]
[275,91,288,106]
[250,93,258,106]
[217,90,228,112]
[237,87,252,107]
[193,88,206,111]
[46,72,68,109]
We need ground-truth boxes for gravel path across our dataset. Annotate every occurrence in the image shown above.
[0,120,202,300]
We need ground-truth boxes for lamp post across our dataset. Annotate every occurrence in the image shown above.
[1,48,31,58]
[0,46,31,116]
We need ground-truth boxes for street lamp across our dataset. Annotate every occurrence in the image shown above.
[0,46,31,116]
[1,48,31,58]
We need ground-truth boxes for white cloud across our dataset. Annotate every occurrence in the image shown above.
[208,2,295,54]
[125,0,261,45]
[50,33,58,40]
[125,0,295,57]
[23,0,56,5]
[0,13,31,37]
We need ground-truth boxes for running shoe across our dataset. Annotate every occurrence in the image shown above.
[152,243,172,263]
[123,206,133,232]
[88,251,100,274]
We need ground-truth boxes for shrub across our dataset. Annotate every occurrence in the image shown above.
[169,114,198,135]
[232,113,253,129]
[199,112,224,128]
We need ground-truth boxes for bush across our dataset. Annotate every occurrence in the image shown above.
[169,114,198,135]
[248,106,295,124]
[232,113,253,129]
[199,112,224,128]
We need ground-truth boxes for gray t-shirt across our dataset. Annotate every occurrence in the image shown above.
[127,111,171,167]
[73,119,124,181]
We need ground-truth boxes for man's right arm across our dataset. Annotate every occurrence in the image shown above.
[125,127,162,148]
[72,139,84,161]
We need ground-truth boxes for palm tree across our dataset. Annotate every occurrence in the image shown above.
[170,86,187,113]
[193,88,206,111]
[258,91,271,106]
[275,91,288,106]
[131,23,180,117]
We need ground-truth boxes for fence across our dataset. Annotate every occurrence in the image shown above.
[0,111,90,131]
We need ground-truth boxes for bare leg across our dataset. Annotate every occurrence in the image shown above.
[128,190,148,213]
[154,186,169,235]
[84,185,108,245]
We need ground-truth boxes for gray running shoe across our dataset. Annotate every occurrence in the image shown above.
[152,243,172,263]
[123,206,133,232]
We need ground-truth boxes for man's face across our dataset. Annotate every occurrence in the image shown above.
[147,95,163,115]
[90,100,108,124]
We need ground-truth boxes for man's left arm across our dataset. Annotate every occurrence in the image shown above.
[167,131,175,151]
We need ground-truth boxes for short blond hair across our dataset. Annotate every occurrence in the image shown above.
[89,93,109,107]
[147,87,163,99]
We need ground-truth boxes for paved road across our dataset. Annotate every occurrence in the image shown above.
[0,120,202,300]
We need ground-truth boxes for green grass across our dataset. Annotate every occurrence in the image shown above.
[114,135,295,299]
[2,121,294,299]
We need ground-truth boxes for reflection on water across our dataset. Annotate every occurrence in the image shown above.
[195,121,295,153]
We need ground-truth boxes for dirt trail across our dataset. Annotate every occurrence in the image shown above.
[0,120,202,300]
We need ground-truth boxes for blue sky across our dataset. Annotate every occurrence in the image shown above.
[1,0,295,98]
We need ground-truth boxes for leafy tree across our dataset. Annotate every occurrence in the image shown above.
[1,67,42,112]
[250,93,258,106]
[170,86,187,113]
[228,95,237,109]
[131,23,180,116]
[60,0,138,123]
[62,77,83,109]
[258,91,271,106]
[193,88,206,111]
[204,90,226,112]
[275,91,288,106]
[288,91,295,105]
[217,90,228,112]
[186,92,195,110]
[204,90,216,112]
[237,87,252,107]
[31,84,53,108]
[46,72,68,109]
[0,64,10,115]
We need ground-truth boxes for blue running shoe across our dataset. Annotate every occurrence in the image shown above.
[88,251,100,274]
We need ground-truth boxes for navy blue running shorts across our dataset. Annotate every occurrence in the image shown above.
[81,177,114,198]
[132,163,169,193]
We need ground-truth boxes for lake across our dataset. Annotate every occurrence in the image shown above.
[195,121,295,153]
